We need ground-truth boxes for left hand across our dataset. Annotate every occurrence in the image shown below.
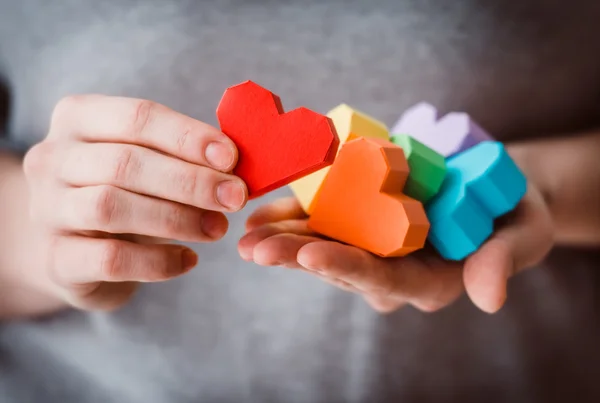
[238,184,554,314]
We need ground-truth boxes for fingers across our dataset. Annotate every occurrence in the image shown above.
[463,186,554,313]
[245,197,307,231]
[462,240,513,313]
[296,242,464,311]
[48,236,197,284]
[246,233,366,292]
[47,235,198,310]
[250,233,321,266]
[243,219,464,312]
[496,186,555,270]
[24,94,247,312]
[56,185,228,242]
[238,219,317,260]
[49,95,237,170]
[58,142,247,212]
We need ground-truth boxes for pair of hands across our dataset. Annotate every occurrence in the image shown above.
[23,95,555,314]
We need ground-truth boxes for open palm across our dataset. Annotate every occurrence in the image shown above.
[238,186,554,314]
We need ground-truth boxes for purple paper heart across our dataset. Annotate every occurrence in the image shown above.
[391,102,493,158]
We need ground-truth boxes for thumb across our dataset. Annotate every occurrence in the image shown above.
[463,185,554,313]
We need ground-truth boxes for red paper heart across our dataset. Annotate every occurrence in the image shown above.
[216,80,339,199]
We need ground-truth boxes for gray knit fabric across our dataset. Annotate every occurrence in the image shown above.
[1,1,600,402]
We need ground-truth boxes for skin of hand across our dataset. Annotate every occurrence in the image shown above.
[238,167,555,314]
[20,94,248,311]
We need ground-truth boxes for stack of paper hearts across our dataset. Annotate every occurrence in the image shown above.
[217,81,527,261]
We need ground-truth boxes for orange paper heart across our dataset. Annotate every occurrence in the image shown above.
[308,137,430,257]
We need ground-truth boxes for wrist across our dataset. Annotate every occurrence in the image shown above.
[506,132,600,246]
[506,141,556,207]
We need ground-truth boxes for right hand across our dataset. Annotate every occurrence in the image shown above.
[23,95,248,311]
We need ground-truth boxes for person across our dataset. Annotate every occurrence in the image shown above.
[1,1,600,402]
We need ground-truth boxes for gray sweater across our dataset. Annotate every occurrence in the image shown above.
[1,1,600,402]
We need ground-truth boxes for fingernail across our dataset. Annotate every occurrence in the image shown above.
[181,249,198,269]
[216,181,246,210]
[200,211,228,239]
[205,142,235,170]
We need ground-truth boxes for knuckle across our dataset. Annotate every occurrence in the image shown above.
[23,142,54,177]
[51,95,82,125]
[371,271,397,299]
[108,146,136,184]
[89,186,120,228]
[172,167,199,200]
[161,205,187,237]
[97,240,125,280]
[176,127,192,154]
[124,99,155,139]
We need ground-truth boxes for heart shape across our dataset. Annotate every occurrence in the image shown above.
[216,80,339,199]
[390,134,446,203]
[390,102,492,158]
[308,137,430,257]
[289,103,389,214]
[425,141,527,260]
